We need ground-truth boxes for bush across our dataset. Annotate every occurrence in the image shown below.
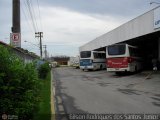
[0,45,40,120]
[38,62,50,79]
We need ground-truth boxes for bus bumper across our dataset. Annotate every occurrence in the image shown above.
[80,66,94,70]
[107,67,130,72]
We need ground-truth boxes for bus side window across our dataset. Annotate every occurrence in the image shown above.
[129,47,139,57]
[102,53,106,58]
[94,52,106,59]
[94,53,98,58]
[98,53,102,58]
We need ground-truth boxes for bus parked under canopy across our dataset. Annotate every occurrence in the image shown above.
[80,51,106,71]
[106,44,142,73]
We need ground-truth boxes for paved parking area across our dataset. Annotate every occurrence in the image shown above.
[53,67,160,115]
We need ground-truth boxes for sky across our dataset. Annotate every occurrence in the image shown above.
[0,0,159,57]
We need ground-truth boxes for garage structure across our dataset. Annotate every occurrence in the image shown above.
[79,6,160,70]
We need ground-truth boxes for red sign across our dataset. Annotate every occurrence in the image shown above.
[10,33,21,47]
[12,33,20,42]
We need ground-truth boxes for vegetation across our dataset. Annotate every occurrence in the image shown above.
[33,72,51,120]
[0,45,51,120]
[38,62,51,79]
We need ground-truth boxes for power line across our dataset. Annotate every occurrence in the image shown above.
[22,0,40,51]
[25,0,38,32]
[36,0,43,31]
[21,0,44,56]
[29,0,39,31]
[21,2,34,33]
[23,0,36,32]
[22,1,39,42]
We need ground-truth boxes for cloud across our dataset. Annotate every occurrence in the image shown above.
[41,6,126,43]
[0,0,154,56]
[29,6,127,56]
[0,0,12,41]
[2,4,132,56]
[40,0,152,17]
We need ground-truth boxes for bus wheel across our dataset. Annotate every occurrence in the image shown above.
[115,72,121,75]
[135,66,137,73]
[100,65,103,70]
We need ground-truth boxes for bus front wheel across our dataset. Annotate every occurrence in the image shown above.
[135,66,137,73]
[100,65,103,70]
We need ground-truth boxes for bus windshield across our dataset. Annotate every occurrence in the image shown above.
[108,44,126,55]
[80,51,91,58]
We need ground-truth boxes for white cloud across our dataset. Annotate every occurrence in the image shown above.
[0,0,153,57]
[2,3,127,57]
[30,6,127,56]
[41,7,124,43]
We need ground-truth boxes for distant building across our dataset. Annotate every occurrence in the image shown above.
[0,41,39,63]
[50,56,70,65]
[68,56,80,66]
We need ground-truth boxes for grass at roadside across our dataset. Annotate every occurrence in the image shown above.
[34,72,51,120]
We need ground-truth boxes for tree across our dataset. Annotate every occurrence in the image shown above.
[0,45,40,120]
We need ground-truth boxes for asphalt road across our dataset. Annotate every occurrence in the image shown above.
[53,67,160,116]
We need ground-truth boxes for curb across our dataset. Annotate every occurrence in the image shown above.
[51,69,55,120]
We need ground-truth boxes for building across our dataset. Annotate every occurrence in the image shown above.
[0,41,39,63]
[68,56,80,67]
[79,6,160,69]
[50,56,70,65]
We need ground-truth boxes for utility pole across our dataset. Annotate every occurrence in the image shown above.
[35,32,43,58]
[11,0,21,47]
[43,45,47,59]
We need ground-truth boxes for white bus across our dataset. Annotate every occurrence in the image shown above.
[80,51,106,71]
[106,44,142,73]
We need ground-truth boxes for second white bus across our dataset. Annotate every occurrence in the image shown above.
[106,44,142,73]
[80,51,106,71]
